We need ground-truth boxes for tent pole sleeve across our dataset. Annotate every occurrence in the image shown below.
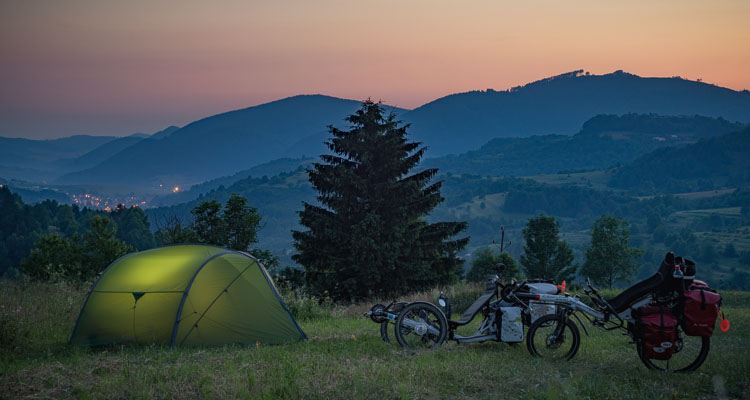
[69,251,137,344]
[170,250,233,347]
[178,264,253,345]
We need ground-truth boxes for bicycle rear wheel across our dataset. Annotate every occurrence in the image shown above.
[380,321,392,343]
[394,302,448,349]
[637,327,710,372]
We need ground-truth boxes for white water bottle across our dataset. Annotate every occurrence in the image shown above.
[673,265,684,279]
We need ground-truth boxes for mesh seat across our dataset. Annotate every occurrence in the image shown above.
[606,272,663,313]
[453,279,497,326]
[605,252,675,313]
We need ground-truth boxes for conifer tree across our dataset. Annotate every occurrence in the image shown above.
[293,101,468,301]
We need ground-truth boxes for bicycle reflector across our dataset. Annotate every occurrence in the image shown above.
[720,310,730,332]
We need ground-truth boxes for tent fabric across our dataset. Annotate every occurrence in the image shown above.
[70,244,306,346]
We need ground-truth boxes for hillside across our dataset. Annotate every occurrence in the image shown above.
[403,70,750,155]
[0,127,178,183]
[150,125,180,140]
[52,134,148,172]
[149,157,315,207]
[422,114,745,176]
[57,96,406,187]
[0,135,117,178]
[53,71,750,188]
[610,127,750,193]
[146,169,315,263]
[147,166,750,289]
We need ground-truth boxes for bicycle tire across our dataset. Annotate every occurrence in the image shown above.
[394,301,448,349]
[380,321,391,344]
[637,328,710,373]
[526,313,581,361]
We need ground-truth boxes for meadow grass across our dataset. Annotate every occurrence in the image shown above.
[1,280,749,399]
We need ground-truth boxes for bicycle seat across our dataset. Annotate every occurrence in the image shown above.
[452,279,497,326]
[605,253,675,313]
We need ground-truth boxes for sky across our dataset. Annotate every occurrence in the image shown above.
[1,0,749,139]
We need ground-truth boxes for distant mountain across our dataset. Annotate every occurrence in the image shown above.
[422,114,745,176]
[402,70,750,155]
[48,71,750,187]
[0,135,118,172]
[0,127,178,183]
[57,95,406,187]
[2,185,71,204]
[150,126,180,140]
[609,127,750,193]
[53,134,149,171]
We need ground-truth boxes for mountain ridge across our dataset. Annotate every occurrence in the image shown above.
[56,95,406,186]
[421,114,746,177]
[402,70,750,155]
[17,70,750,188]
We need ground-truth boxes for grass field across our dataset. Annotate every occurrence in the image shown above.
[2,280,749,399]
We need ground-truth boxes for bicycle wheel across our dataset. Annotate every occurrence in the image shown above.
[637,327,710,372]
[380,302,408,344]
[526,314,581,361]
[394,301,448,349]
[380,321,392,343]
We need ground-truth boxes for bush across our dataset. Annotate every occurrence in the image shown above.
[21,216,132,282]
[0,303,31,362]
[466,248,520,282]
[276,284,338,321]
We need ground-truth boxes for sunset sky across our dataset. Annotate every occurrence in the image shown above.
[1,0,749,139]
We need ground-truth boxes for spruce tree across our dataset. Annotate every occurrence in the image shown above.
[293,101,468,301]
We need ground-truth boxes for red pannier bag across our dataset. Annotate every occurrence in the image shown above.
[683,286,721,337]
[638,306,678,360]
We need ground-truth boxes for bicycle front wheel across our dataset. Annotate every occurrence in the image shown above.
[526,314,581,361]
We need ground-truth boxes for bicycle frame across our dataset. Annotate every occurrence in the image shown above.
[370,309,444,337]
[451,300,503,344]
[514,292,653,330]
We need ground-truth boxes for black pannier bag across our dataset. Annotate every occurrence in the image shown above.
[637,305,678,360]
[683,282,721,337]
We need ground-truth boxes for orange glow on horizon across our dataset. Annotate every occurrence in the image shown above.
[1,0,748,138]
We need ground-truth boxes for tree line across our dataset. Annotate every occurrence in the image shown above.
[0,187,154,279]
[465,214,642,290]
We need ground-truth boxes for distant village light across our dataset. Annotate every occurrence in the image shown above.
[173,186,180,193]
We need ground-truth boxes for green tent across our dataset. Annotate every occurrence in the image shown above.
[70,244,306,346]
